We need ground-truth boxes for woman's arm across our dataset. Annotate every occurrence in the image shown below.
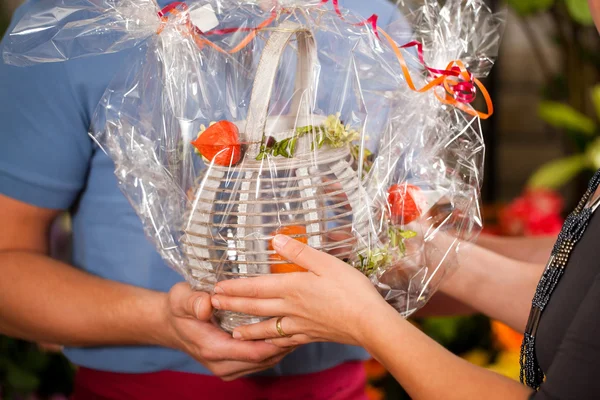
[476,234,555,264]
[440,242,544,331]
[211,236,532,400]
[415,234,552,319]
[406,226,545,330]
[363,306,531,400]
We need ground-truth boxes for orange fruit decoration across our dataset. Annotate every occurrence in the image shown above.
[269,225,308,273]
[191,121,242,166]
[387,183,422,224]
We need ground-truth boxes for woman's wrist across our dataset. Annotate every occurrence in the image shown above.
[354,299,403,348]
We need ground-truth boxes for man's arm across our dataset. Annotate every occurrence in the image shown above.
[0,195,164,346]
[0,194,289,380]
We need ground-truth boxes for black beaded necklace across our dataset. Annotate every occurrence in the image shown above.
[520,168,600,390]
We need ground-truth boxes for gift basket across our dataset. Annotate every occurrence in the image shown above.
[4,0,504,331]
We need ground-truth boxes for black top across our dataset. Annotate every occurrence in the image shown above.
[532,209,600,399]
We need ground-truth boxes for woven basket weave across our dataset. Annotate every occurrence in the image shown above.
[182,21,371,332]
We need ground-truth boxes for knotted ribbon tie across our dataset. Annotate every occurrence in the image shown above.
[378,34,493,119]
[157,1,492,119]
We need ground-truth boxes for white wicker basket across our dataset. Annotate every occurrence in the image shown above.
[182,21,371,332]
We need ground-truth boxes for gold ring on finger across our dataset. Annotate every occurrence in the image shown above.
[276,316,291,338]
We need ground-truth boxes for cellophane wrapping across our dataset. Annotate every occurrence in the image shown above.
[4,0,504,331]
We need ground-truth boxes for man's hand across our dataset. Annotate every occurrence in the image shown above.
[0,194,290,380]
[160,283,293,381]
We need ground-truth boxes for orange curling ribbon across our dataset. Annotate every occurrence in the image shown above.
[157,2,277,55]
[379,28,493,119]
[210,11,278,54]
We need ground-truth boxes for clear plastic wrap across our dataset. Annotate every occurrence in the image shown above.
[4,0,504,331]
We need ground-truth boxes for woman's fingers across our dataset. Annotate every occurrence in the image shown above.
[231,316,298,340]
[272,235,337,276]
[211,296,288,317]
[266,334,314,348]
[232,317,314,348]
[215,275,290,298]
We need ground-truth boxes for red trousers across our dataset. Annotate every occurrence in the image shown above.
[72,362,368,400]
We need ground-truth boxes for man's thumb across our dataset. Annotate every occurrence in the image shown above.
[169,283,213,321]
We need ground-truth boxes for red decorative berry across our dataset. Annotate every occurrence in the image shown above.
[388,184,421,225]
[265,136,277,149]
[191,121,242,166]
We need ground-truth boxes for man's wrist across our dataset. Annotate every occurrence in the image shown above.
[130,289,176,348]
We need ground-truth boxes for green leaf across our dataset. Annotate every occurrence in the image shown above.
[528,154,590,189]
[591,85,600,121]
[538,101,596,135]
[505,0,554,16]
[565,0,595,25]
[398,240,406,256]
[279,139,291,158]
[399,230,417,239]
[318,133,326,148]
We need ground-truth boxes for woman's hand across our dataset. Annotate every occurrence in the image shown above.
[211,235,390,347]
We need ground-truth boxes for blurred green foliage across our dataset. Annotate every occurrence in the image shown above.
[506,0,594,24]
[506,0,600,190]
[529,86,600,189]
[0,337,74,399]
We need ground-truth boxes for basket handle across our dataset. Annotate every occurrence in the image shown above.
[244,21,317,150]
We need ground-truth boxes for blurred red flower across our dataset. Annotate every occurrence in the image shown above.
[498,189,564,236]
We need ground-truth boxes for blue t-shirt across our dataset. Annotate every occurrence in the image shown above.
[0,0,403,375]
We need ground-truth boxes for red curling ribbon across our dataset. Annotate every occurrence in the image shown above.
[204,8,278,40]
[321,0,380,38]
[204,27,255,35]
[354,14,379,39]
[158,1,188,17]
[321,0,343,16]
[403,42,478,104]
